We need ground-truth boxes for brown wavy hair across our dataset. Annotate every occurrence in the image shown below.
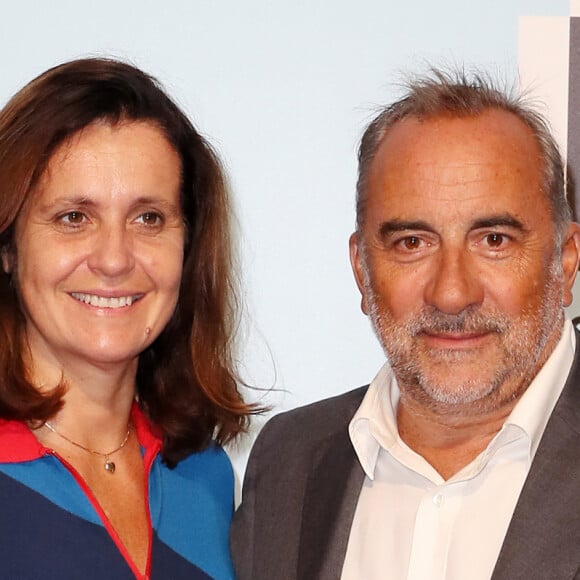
[0,57,255,466]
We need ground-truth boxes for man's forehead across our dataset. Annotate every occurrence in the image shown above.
[366,183,547,231]
[370,112,542,192]
[374,110,540,163]
[360,110,551,235]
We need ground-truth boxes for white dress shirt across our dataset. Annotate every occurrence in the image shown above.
[341,319,576,580]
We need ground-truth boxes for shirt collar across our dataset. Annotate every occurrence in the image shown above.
[502,318,575,458]
[349,362,400,479]
[349,318,575,480]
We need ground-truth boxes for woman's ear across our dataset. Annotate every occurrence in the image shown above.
[1,246,14,274]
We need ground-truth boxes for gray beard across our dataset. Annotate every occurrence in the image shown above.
[364,260,564,412]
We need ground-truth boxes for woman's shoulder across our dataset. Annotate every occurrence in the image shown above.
[168,442,234,491]
[176,441,231,466]
[152,443,236,580]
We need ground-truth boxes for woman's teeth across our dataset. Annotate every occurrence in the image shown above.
[70,293,140,308]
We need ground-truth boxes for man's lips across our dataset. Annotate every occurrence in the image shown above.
[419,330,493,349]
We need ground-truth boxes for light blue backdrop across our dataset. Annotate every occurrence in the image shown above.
[0,0,570,477]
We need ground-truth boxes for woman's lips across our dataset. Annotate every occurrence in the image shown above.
[70,292,144,309]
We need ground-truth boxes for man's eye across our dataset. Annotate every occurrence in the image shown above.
[399,236,422,250]
[485,233,506,247]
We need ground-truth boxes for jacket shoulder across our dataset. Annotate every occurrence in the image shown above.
[254,385,368,458]
[231,386,368,580]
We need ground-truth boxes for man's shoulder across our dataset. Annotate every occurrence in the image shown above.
[273,385,368,428]
[254,385,368,454]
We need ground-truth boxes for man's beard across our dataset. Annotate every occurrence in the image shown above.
[364,260,565,413]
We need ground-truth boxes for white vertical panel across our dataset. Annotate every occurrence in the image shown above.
[518,16,570,157]
[519,11,580,319]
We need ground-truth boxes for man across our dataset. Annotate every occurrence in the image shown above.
[231,69,580,580]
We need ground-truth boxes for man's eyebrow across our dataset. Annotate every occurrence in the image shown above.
[377,215,529,239]
[470,214,527,232]
[378,219,436,236]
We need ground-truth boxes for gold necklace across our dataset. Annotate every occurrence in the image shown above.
[44,421,131,474]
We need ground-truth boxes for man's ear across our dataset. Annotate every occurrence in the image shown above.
[560,222,580,307]
[1,245,14,274]
[349,232,370,315]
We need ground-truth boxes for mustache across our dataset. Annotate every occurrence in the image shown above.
[404,308,510,336]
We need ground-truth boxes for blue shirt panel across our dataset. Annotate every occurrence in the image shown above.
[0,469,212,579]
[150,445,236,579]
[0,444,235,579]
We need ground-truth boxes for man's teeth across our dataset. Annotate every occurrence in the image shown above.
[71,293,139,308]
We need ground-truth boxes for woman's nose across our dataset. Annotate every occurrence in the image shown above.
[86,224,135,278]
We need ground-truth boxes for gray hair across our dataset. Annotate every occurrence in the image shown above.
[356,68,572,245]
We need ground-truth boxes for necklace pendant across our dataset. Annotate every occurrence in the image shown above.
[43,421,130,475]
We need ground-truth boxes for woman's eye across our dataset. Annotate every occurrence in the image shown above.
[136,212,163,226]
[58,211,86,225]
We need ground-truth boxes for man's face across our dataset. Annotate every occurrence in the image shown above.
[350,111,580,414]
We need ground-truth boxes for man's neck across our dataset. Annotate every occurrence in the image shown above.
[393,319,569,480]
[396,395,519,480]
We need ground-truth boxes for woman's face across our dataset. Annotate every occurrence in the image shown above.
[7,120,185,374]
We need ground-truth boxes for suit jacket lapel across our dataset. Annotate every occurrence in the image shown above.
[297,425,365,580]
[492,334,580,579]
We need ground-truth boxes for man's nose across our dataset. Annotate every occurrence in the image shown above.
[424,247,483,314]
[86,224,135,277]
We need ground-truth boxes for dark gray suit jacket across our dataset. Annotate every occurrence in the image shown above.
[231,337,580,579]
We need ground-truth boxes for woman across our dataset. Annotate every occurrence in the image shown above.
[0,58,252,579]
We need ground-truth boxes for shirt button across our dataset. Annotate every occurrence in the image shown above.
[433,493,445,507]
